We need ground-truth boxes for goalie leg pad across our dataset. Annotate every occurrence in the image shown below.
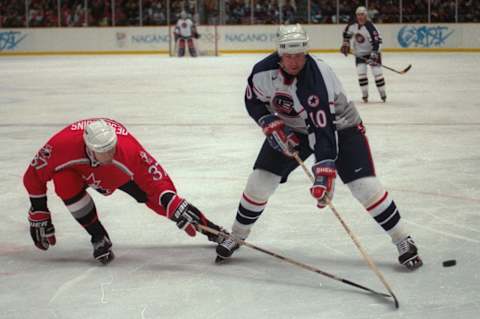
[178,39,186,57]
[187,39,197,57]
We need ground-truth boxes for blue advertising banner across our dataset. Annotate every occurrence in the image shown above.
[397,25,454,48]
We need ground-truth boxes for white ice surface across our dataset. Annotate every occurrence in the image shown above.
[0,53,479,319]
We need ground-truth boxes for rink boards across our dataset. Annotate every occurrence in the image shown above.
[1,23,479,55]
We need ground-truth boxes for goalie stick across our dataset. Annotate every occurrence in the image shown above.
[198,224,394,303]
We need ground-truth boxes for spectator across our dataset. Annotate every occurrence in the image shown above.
[226,0,251,24]
[281,0,296,24]
[458,0,480,22]
[90,0,112,27]
[2,0,480,27]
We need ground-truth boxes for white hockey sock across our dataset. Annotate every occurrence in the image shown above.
[231,221,252,241]
[347,177,408,244]
[366,191,407,243]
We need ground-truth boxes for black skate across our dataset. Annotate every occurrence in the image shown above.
[92,236,114,265]
[215,237,240,264]
[396,236,422,270]
[381,94,387,102]
[362,96,368,103]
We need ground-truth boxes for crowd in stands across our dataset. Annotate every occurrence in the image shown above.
[1,0,479,28]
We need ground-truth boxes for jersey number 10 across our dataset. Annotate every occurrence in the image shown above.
[309,110,327,128]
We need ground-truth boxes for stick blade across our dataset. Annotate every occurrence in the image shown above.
[401,64,412,74]
[391,293,400,309]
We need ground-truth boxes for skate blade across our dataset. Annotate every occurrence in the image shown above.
[96,251,115,265]
[215,255,230,264]
[403,256,423,270]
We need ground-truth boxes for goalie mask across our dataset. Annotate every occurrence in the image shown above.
[276,24,309,56]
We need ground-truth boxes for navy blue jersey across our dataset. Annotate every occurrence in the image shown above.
[245,53,361,163]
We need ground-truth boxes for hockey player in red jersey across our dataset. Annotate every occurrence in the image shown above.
[23,118,226,264]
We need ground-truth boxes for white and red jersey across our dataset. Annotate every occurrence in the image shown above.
[175,18,196,38]
[23,118,176,216]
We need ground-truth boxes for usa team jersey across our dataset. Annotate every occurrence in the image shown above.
[23,118,176,215]
[343,21,382,56]
[245,53,361,163]
[175,18,195,38]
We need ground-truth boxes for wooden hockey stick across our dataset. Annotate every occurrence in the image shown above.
[293,153,400,309]
[351,53,412,75]
[197,224,392,299]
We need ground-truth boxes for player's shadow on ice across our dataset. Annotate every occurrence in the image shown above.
[13,243,410,274]
[11,243,216,267]
[11,244,399,307]
[202,258,394,307]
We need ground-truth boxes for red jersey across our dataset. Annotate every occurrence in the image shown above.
[23,118,176,216]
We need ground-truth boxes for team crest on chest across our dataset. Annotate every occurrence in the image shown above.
[272,92,298,117]
[307,94,320,107]
[355,33,366,43]
[82,173,111,195]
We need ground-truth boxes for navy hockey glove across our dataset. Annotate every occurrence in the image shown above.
[258,114,299,157]
[368,51,379,65]
[310,160,336,209]
[28,210,56,250]
[340,41,350,56]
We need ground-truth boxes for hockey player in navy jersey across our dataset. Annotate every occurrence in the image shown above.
[341,6,386,102]
[215,24,422,270]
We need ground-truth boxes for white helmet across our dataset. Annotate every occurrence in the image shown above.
[356,6,368,15]
[276,24,309,56]
[83,119,117,153]
[180,11,187,19]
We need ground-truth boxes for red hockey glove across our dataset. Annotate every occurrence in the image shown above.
[259,114,299,157]
[310,160,336,209]
[28,210,56,250]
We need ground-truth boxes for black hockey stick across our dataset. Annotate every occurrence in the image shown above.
[293,153,400,309]
[351,53,412,75]
[198,224,392,300]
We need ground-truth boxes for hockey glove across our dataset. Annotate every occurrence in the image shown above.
[259,114,299,157]
[310,160,336,209]
[367,51,379,65]
[28,210,56,250]
[340,41,350,56]
[163,193,203,236]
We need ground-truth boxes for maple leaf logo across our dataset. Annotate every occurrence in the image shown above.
[82,173,111,195]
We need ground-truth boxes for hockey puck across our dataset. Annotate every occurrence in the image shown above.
[442,260,456,267]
